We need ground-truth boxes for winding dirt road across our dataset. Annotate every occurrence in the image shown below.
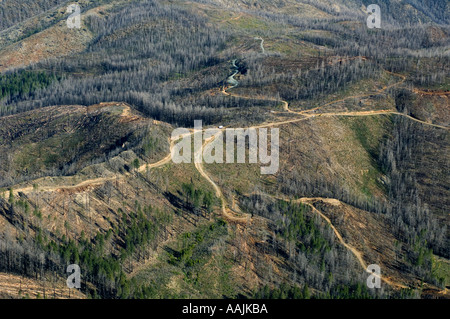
[294,198,407,289]
[193,133,251,224]
[209,60,448,290]
[7,53,448,292]
[254,37,265,54]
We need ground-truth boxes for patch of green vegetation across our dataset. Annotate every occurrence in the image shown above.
[39,203,173,299]
[347,119,372,154]
[276,201,330,255]
[181,181,216,214]
[204,158,262,196]
[14,130,86,172]
[360,167,382,197]
[177,220,235,298]
[136,219,234,298]
[340,115,393,196]
[168,219,227,265]
[421,79,450,91]
[432,256,450,287]
[252,282,381,299]
[232,16,272,31]
[252,283,310,299]
[0,70,60,100]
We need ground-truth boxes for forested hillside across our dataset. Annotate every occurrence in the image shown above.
[0,0,448,300]
[0,0,68,30]
[1,0,448,125]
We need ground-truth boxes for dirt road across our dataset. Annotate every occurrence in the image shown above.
[6,54,448,293]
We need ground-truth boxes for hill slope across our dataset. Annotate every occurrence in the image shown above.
[0,0,448,299]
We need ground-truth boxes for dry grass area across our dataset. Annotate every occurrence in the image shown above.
[281,115,388,198]
[0,0,120,72]
[0,272,85,299]
[203,111,390,207]
[0,20,92,72]
[409,92,450,127]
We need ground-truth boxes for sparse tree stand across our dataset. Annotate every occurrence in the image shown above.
[303,283,310,299]
[132,158,140,197]
[132,158,140,174]
[8,187,14,204]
